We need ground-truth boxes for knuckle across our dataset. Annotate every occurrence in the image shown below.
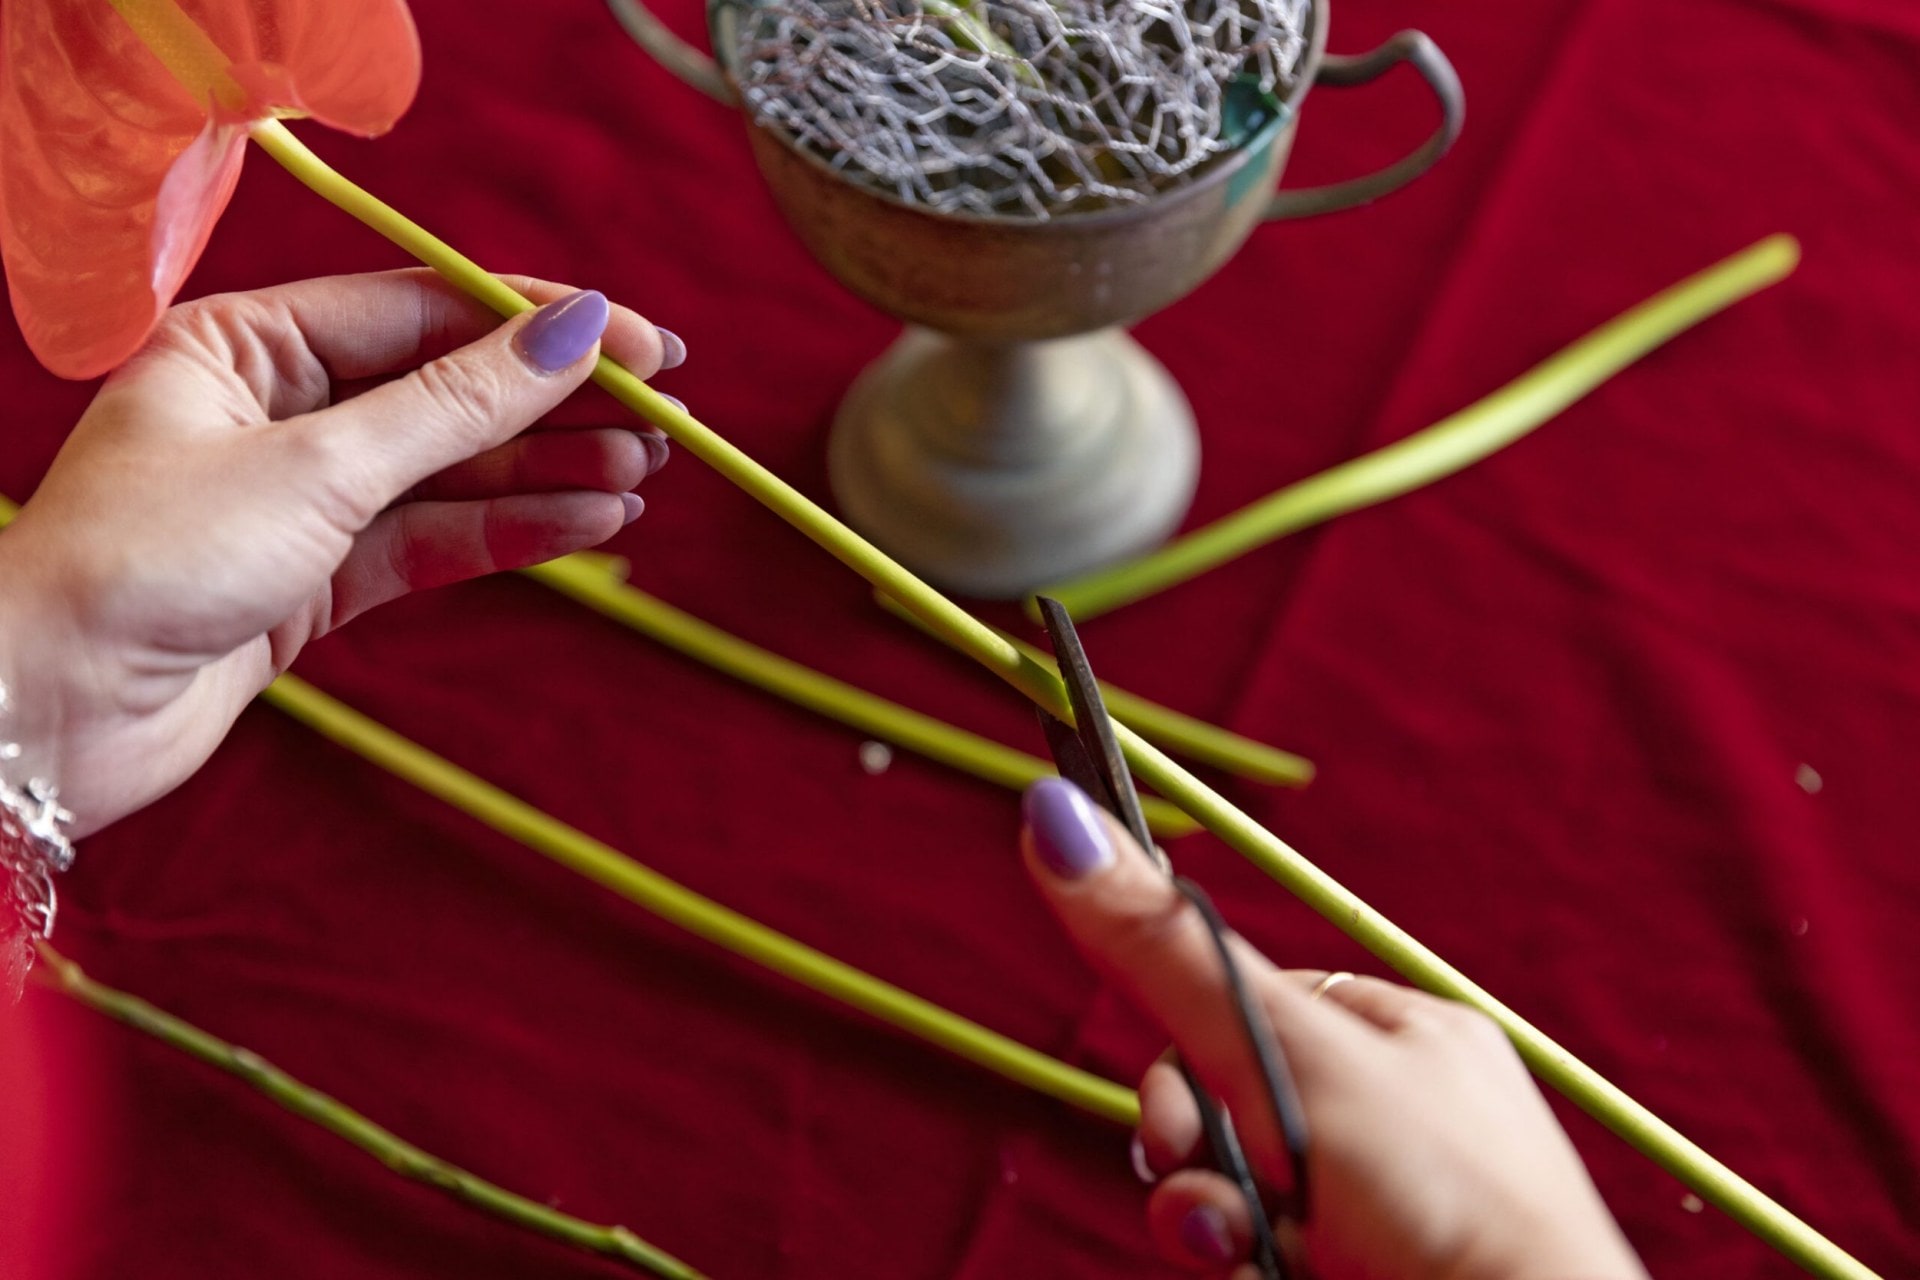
[141,294,329,412]
[1097,887,1200,966]
[143,295,229,360]
[1438,1001,1511,1052]
[382,504,427,590]
[477,499,517,575]
[288,426,384,531]
[412,350,514,431]
[235,298,329,410]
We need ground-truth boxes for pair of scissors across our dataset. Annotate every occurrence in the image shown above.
[1033,596,1312,1280]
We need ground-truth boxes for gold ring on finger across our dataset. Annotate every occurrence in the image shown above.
[1308,971,1355,1002]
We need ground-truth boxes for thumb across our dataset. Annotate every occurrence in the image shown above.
[1020,778,1352,1120]
[296,290,612,522]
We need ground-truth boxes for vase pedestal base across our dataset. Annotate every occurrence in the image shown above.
[828,326,1199,600]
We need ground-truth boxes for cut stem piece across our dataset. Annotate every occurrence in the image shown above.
[526,553,1197,837]
[259,672,1140,1129]
[1035,235,1802,620]
[872,589,1313,787]
[32,944,708,1279]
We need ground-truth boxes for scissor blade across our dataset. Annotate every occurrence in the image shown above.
[1037,707,1113,805]
[1034,597,1154,852]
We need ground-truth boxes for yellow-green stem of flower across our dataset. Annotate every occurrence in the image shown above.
[1036,235,1801,620]
[871,588,1313,787]
[32,943,709,1279]
[526,553,1196,837]
[259,671,1140,1128]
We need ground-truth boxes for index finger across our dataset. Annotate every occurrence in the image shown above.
[1020,779,1368,1133]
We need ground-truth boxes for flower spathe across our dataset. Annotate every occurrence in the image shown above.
[0,0,421,380]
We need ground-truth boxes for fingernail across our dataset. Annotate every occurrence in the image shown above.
[1129,1134,1158,1185]
[660,393,687,416]
[639,432,671,476]
[656,327,687,369]
[1022,778,1113,881]
[620,492,645,525]
[516,291,609,374]
[1178,1205,1235,1265]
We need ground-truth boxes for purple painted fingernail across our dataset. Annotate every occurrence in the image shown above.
[656,327,687,369]
[620,492,645,525]
[1023,778,1113,881]
[1179,1205,1235,1265]
[516,291,609,374]
[639,433,671,476]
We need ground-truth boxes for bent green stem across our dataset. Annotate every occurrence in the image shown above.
[258,672,1140,1129]
[32,943,708,1279]
[1037,235,1802,620]
[244,122,1868,1280]
[526,553,1197,837]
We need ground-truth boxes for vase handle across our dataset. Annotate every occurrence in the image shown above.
[1265,29,1464,221]
[607,0,737,106]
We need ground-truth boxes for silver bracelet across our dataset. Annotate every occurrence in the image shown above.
[0,682,77,996]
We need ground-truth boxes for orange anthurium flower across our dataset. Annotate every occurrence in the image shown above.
[0,0,421,379]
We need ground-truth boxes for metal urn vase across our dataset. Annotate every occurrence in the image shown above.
[611,0,1462,597]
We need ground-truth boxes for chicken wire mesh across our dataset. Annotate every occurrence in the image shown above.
[730,0,1310,219]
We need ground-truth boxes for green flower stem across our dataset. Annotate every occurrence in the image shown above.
[922,0,1042,87]
[257,671,1140,1129]
[525,553,1197,837]
[0,496,1134,1125]
[872,589,1314,787]
[922,0,1010,60]
[32,943,708,1279]
[240,127,1867,1278]
[1036,235,1803,620]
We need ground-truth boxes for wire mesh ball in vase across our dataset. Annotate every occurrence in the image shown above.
[733,0,1313,220]
[616,0,1461,596]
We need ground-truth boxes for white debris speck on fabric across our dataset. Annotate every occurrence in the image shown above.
[1795,763,1823,794]
[859,741,894,775]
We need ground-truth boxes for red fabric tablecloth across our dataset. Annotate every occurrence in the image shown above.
[4,0,1917,1275]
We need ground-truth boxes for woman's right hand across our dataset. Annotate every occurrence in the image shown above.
[1019,778,1649,1280]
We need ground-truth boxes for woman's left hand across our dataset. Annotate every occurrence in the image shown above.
[0,269,674,835]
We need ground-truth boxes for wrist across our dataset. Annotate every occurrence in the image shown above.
[0,637,79,1001]
[0,533,86,996]
[0,536,81,795]
[0,507,243,841]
